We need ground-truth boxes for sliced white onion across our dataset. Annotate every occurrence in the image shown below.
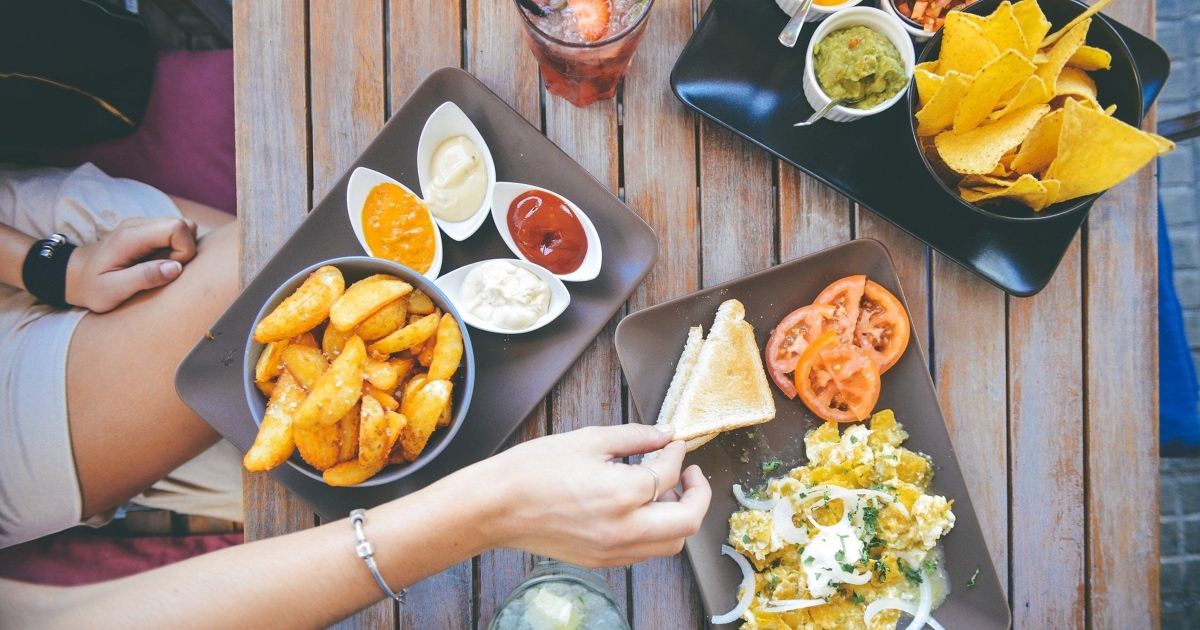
[760,598,826,613]
[862,591,944,630]
[905,568,933,630]
[712,545,755,625]
[772,498,810,545]
[733,483,778,511]
[838,570,874,586]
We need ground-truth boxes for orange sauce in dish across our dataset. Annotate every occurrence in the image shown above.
[361,182,437,274]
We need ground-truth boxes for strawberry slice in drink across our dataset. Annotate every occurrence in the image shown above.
[567,0,610,41]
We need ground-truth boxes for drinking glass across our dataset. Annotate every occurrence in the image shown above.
[487,560,631,629]
[517,0,655,107]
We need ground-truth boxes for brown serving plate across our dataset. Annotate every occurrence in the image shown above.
[175,67,659,519]
[615,239,1010,628]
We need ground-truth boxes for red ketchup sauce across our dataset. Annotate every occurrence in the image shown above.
[506,189,588,275]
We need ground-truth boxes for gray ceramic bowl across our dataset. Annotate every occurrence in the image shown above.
[243,256,474,486]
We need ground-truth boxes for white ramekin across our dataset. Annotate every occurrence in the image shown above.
[776,0,865,23]
[802,7,916,123]
[879,0,935,41]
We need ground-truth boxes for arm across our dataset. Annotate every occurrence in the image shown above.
[0,217,200,313]
[0,424,710,630]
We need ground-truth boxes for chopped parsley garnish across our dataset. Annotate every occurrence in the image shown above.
[897,558,923,585]
[850,435,858,444]
[742,534,751,544]
[968,566,980,588]
[804,556,815,566]
[762,458,781,474]
[873,559,890,582]
[835,550,845,562]
[841,563,856,573]
[850,593,866,605]
[862,505,880,537]
[767,575,779,591]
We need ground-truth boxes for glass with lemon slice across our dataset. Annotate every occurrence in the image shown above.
[488,561,629,630]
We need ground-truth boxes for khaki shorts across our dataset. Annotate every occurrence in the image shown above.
[0,164,242,549]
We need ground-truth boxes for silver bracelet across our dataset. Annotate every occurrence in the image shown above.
[350,509,406,604]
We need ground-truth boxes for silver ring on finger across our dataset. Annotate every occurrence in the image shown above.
[641,465,660,504]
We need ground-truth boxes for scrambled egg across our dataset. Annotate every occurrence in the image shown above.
[727,410,955,629]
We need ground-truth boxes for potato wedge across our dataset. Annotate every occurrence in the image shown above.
[254,338,289,384]
[357,298,407,341]
[405,290,435,315]
[244,372,302,471]
[322,321,351,359]
[296,335,366,428]
[293,419,341,470]
[255,379,276,398]
[290,332,319,348]
[253,265,344,343]
[358,394,389,467]
[390,357,415,387]
[282,345,329,391]
[416,336,436,367]
[363,357,401,391]
[365,384,400,412]
[399,379,452,461]
[385,410,407,454]
[336,402,360,463]
[368,312,440,355]
[427,313,464,381]
[330,275,413,332]
[323,457,387,487]
[400,373,429,410]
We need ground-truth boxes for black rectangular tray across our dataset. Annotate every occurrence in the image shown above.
[671,0,1168,296]
[175,68,659,521]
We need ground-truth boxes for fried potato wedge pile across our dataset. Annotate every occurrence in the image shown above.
[245,265,463,486]
[914,0,1172,210]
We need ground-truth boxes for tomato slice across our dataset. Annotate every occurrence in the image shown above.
[764,304,837,399]
[855,280,911,374]
[813,275,866,344]
[793,330,881,423]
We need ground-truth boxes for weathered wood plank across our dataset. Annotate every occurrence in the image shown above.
[307,3,397,628]
[698,124,776,285]
[778,169,851,263]
[621,0,705,626]
[233,0,314,548]
[1008,235,1084,628]
[930,255,1009,593]
[467,0,541,127]
[387,0,461,113]
[1084,5,1159,628]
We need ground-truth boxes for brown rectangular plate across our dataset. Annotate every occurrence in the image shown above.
[175,67,659,520]
[615,239,1010,628]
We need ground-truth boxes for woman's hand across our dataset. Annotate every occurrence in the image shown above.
[64,217,199,312]
[479,424,711,568]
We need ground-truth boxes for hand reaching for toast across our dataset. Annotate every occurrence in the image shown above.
[476,423,711,568]
[65,217,199,313]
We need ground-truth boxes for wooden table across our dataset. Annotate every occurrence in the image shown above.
[233,1,1160,627]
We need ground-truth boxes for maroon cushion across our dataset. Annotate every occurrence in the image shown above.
[37,49,235,215]
[0,529,243,586]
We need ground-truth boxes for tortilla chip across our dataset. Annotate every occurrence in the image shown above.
[915,60,941,76]
[992,74,1051,119]
[1067,45,1112,71]
[1010,107,1064,175]
[1104,103,1118,116]
[982,2,1028,58]
[916,71,973,137]
[1056,66,1098,102]
[1011,0,1052,57]
[939,12,1000,77]
[1040,179,1061,209]
[915,68,945,109]
[954,50,1037,133]
[1045,99,1165,201]
[1035,18,1090,91]
[1041,0,1113,48]
[936,103,1050,175]
[959,173,1050,208]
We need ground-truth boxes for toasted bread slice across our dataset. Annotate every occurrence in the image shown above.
[653,326,718,452]
[671,300,776,442]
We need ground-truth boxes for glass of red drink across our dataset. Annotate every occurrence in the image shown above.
[516,0,655,107]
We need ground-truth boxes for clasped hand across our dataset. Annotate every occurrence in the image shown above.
[65,217,199,312]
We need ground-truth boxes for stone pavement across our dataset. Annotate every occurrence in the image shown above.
[1157,0,1200,627]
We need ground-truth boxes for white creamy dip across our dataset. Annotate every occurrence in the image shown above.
[461,260,550,330]
[424,135,487,222]
[799,515,868,598]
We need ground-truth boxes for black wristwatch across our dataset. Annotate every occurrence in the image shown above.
[22,233,77,309]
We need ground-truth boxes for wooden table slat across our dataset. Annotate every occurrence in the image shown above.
[1008,235,1086,629]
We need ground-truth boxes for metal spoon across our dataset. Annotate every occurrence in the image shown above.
[778,0,815,48]
[794,95,867,126]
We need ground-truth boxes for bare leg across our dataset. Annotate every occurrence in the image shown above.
[168,195,234,235]
[67,201,238,521]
